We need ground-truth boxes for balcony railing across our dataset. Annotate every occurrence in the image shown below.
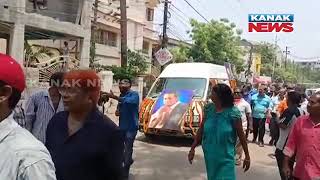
[96,40,117,47]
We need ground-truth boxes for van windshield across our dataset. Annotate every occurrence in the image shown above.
[148,78,207,98]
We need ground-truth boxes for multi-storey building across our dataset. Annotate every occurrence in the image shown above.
[295,59,320,70]
[0,0,92,66]
[94,0,160,71]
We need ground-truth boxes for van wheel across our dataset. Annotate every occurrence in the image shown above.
[144,133,156,140]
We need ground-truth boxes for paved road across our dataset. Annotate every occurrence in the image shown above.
[130,133,280,180]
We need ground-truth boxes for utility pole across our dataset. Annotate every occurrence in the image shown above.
[120,0,128,67]
[89,0,99,68]
[162,0,169,48]
[92,0,99,40]
[283,46,290,69]
[272,35,279,78]
[159,0,169,72]
[246,44,253,83]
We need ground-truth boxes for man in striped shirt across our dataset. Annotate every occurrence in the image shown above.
[25,72,65,143]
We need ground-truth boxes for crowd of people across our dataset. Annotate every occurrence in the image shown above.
[0,53,319,180]
[188,82,320,180]
[0,54,139,180]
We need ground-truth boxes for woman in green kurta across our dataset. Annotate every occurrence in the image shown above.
[188,84,251,180]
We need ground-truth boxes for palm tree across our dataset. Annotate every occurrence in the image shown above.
[24,40,53,67]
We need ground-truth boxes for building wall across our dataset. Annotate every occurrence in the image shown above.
[296,60,320,70]
[94,23,121,65]
[95,0,159,69]
[127,0,146,23]
[96,43,120,66]
[25,0,83,24]
[97,56,120,66]
[127,20,144,51]
[1,0,92,66]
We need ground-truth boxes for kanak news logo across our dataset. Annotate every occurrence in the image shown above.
[248,14,294,32]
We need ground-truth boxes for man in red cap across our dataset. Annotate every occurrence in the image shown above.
[0,53,56,180]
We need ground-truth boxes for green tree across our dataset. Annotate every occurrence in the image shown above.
[90,49,149,81]
[170,45,190,63]
[274,67,297,83]
[255,42,277,65]
[89,41,98,69]
[254,42,278,78]
[254,42,300,83]
[127,49,148,75]
[110,50,148,80]
[186,19,244,71]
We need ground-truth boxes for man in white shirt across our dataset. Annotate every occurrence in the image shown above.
[0,53,56,180]
[300,93,308,115]
[234,88,253,165]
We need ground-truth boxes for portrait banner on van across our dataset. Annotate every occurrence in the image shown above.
[148,89,194,132]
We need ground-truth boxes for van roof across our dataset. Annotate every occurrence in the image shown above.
[159,63,229,79]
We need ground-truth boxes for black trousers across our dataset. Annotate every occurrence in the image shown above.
[275,149,295,180]
[253,118,266,143]
[269,113,280,145]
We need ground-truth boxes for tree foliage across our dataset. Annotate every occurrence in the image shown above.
[89,41,97,69]
[255,42,277,65]
[170,45,190,63]
[110,49,149,80]
[255,42,320,84]
[89,47,149,81]
[170,19,244,71]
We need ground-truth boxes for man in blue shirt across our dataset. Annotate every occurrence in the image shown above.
[242,85,252,103]
[107,78,139,179]
[251,85,272,147]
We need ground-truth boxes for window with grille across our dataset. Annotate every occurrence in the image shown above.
[96,30,117,47]
[143,41,149,54]
[146,8,154,21]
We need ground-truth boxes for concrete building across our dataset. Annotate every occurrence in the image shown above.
[0,0,92,67]
[93,0,160,71]
[295,59,320,70]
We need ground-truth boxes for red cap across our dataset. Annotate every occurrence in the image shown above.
[0,53,26,92]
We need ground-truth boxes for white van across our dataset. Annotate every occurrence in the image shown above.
[139,63,231,137]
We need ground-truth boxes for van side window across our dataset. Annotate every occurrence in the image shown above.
[207,79,217,98]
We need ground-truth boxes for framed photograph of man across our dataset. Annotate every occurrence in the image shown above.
[148,89,194,132]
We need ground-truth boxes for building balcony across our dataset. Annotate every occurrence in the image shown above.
[95,43,120,58]
[143,27,159,42]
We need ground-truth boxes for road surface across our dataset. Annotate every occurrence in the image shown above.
[130,133,280,180]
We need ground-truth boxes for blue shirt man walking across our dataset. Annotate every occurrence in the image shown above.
[251,85,272,147]
[107,78,139,179]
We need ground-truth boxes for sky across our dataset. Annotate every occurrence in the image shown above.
[154,0,320,62]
